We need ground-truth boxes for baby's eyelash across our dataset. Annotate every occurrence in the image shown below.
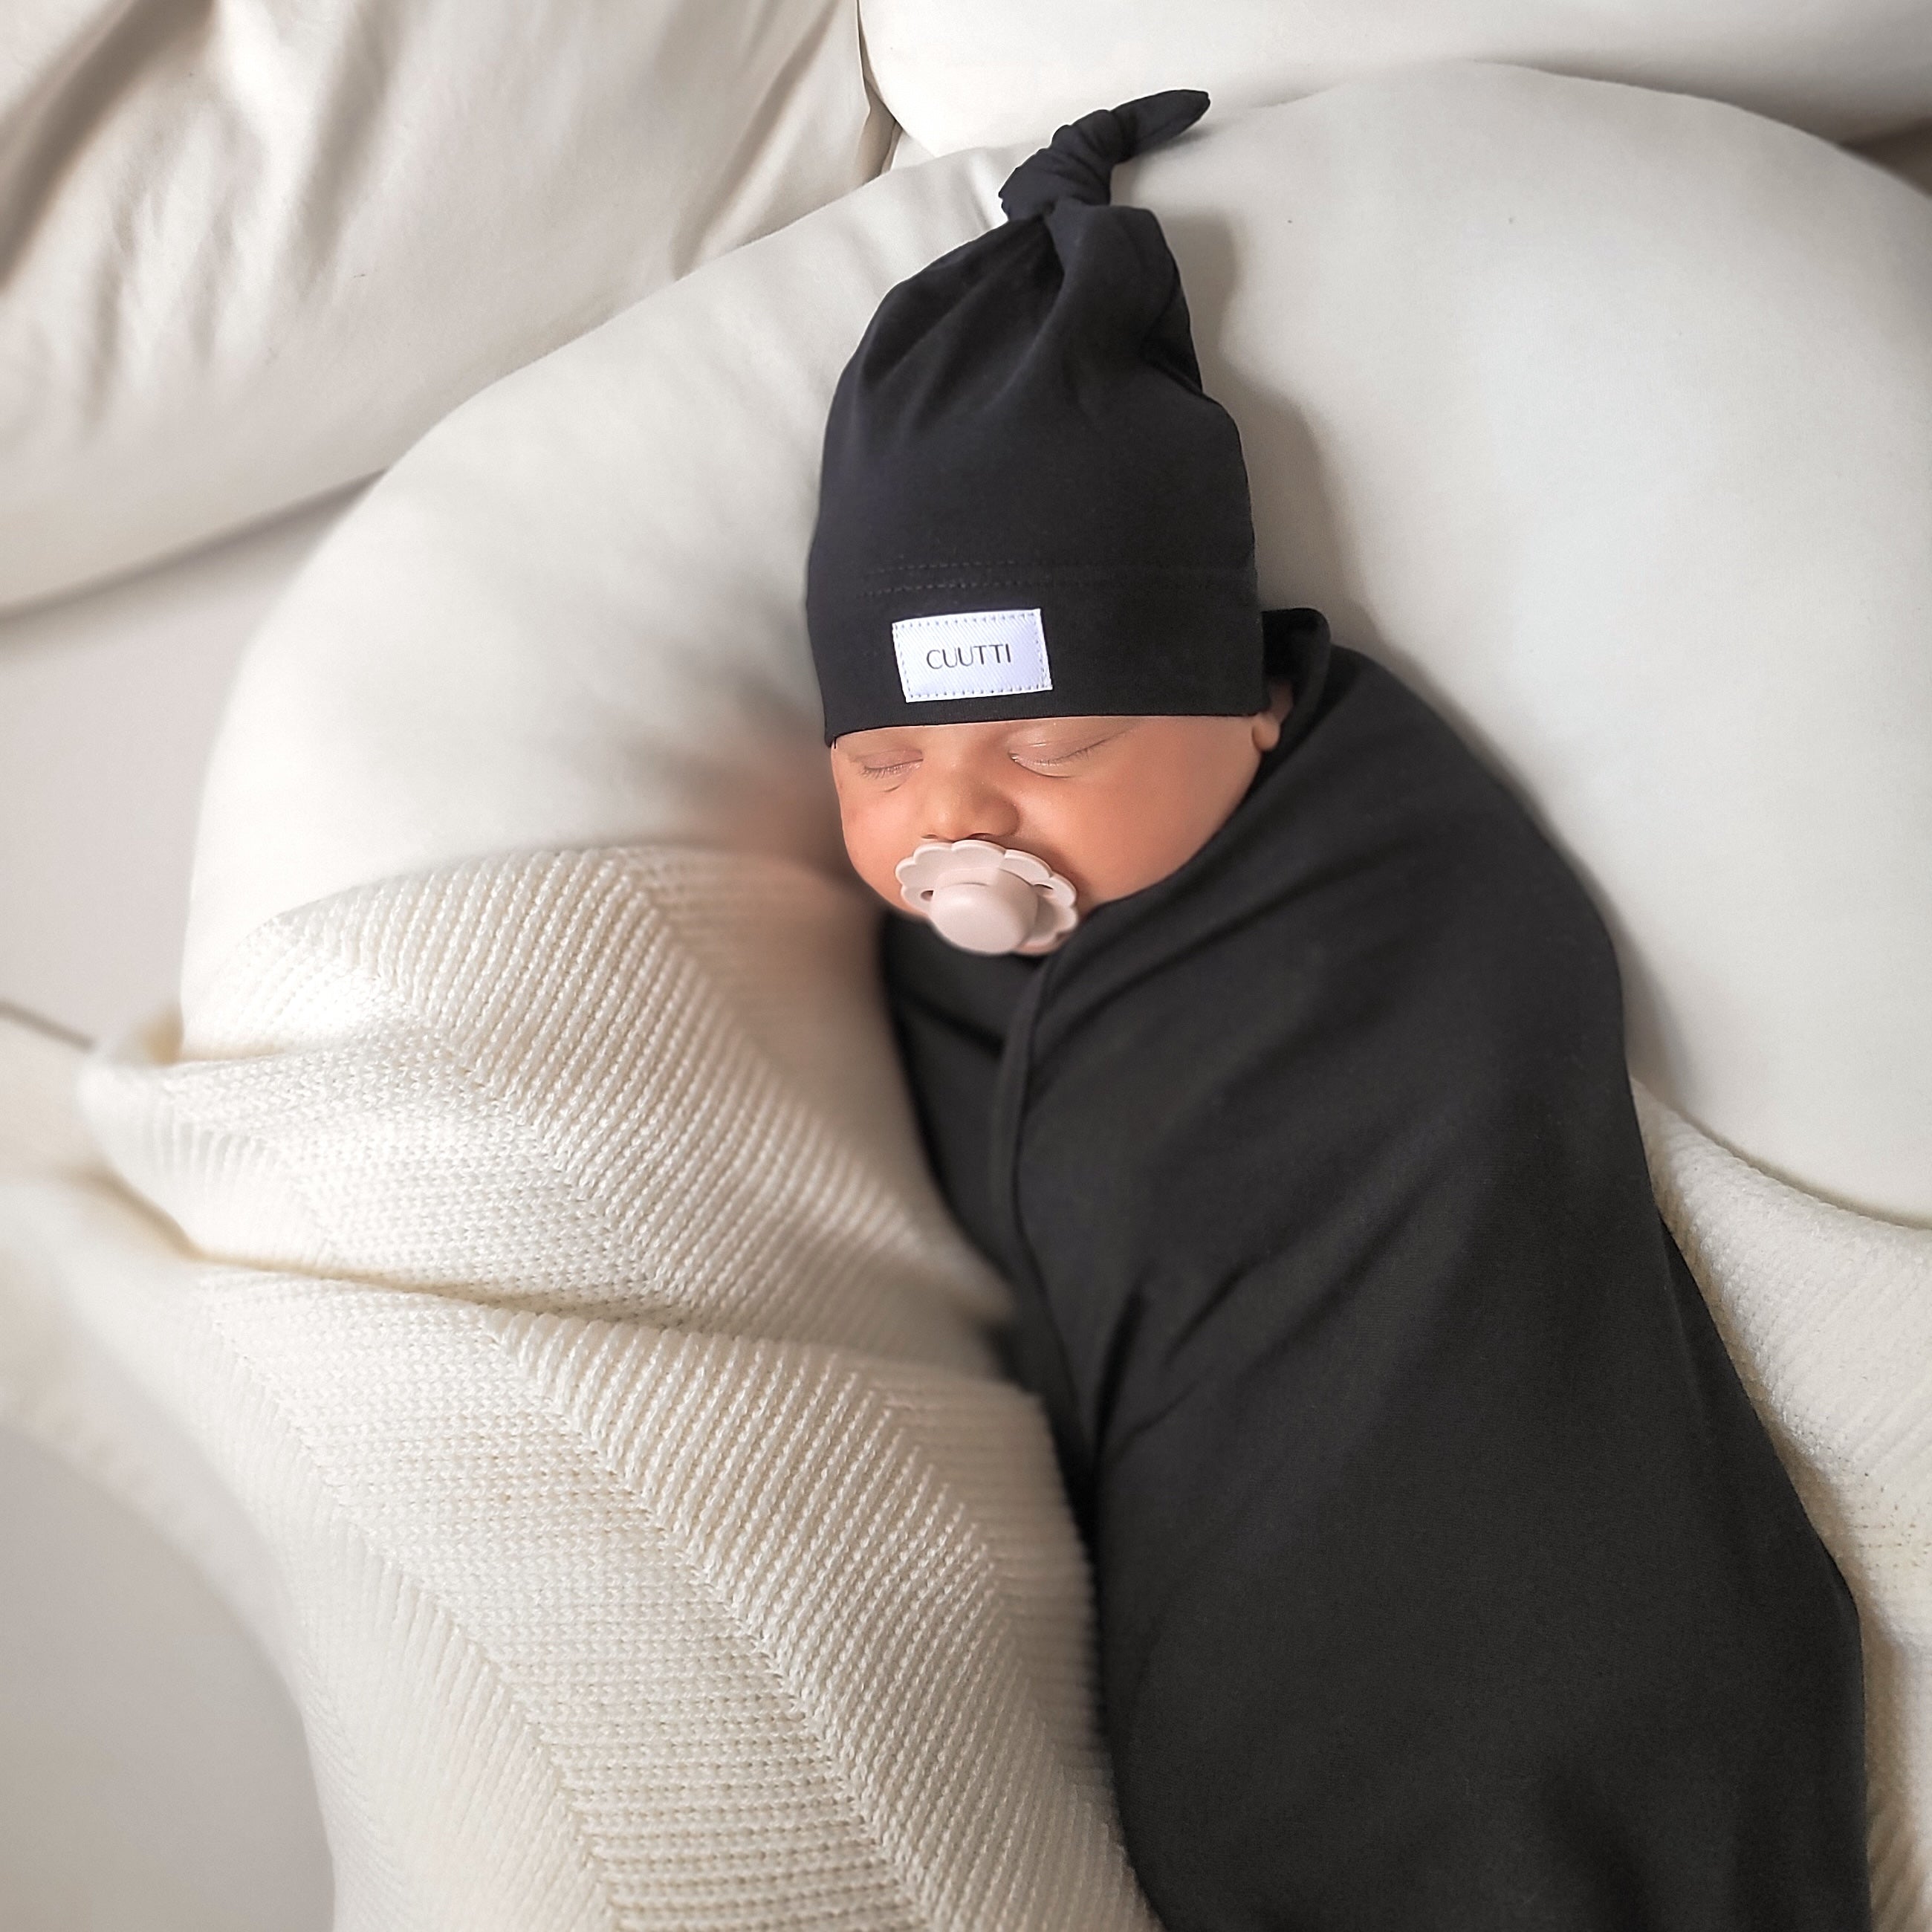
[1016,739,1104,768]
[860,759,918,778]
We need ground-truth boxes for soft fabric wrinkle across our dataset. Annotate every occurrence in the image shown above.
[675,0,879,279]
[214,0,388,316]
[3,0,887,603]
[0,0,211,286]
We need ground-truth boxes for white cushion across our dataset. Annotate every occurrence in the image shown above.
[193,62,1932,1225]
[0,0,890,610]
[861,0,1932,156]
[187,146,1011,985]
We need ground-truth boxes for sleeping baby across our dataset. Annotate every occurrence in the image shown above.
[805,91,1873,1931]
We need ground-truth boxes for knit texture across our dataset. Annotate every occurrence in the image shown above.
[0,850,1923,1928]
[1634,1083,1932,1931]
[62,846,1159,1932]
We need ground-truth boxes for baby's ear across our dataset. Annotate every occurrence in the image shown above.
[1251,681,1293,751]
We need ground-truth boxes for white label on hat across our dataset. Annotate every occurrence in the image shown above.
[892,607,1053,704]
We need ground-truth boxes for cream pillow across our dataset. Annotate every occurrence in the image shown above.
[860,0,1932,155]
[0,0,891,610]
[192,62,1932,1224]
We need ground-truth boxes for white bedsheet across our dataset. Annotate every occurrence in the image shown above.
[0,1014,331,1931]
[0,494,354,1040]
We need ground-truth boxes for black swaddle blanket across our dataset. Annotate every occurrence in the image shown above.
[881,610,1871,1930]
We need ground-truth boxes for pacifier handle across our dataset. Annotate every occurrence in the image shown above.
[927,869,1039,954]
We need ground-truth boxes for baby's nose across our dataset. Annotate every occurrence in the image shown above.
[923,771,1021,846]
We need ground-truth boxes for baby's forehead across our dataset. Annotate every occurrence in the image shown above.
[833,713,1132,753]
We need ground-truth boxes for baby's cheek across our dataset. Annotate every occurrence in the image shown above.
[1046,773,1232,905]
[1020,791,1135,905]
[838,801,915,910]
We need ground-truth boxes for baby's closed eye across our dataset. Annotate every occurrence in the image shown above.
[1008,724,1136,771]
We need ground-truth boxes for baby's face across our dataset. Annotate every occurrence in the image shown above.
[831,704,1286,917]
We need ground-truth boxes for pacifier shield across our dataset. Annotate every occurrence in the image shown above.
[893,839,1080,956]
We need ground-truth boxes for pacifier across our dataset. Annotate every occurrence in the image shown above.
[894,839,1080,956]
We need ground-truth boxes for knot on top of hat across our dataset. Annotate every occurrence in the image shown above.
[998,88,1210,223]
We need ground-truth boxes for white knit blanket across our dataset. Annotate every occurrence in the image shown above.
[1634,1087,1932,1930]
[1,845,1925,1929]
[42,847,1161,1932]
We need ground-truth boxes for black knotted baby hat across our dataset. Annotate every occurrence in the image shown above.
[806,89,1269,744]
